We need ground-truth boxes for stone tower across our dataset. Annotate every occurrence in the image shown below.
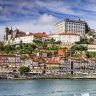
[4,27,9,41]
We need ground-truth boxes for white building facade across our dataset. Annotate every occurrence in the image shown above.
[10,35,34,45]
[88,44,96,52]
[55,18,87,36]
[9,32,47,45]
[48,32,80,43]
[48,34,60,41]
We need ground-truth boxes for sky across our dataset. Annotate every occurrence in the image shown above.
[0,0,96,40]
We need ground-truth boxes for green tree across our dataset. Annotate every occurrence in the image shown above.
[42,42,47,47]
[71,45,88,55]
[46,38,55,44]
[47,51,52,57]
[19,66,30,74]
[50,38,55,43]
[33,39,42,43]
[31,44,37,50]
[15,46,21,50]
[17,43,37,54]
[86,52,96,58]
[3,45,15,53]
[20,48,32,54]
[0,43,4,51]
[55,41,61,44]
[79,38,90,44]
[85,23,90,33]
[75,41,81,44]
[49,45,59,50]
[89,38,94,43]
[20,40,23,48]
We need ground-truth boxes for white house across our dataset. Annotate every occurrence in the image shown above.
[88,44,96,52]
[13,34,34,44]
[10,32,47,45]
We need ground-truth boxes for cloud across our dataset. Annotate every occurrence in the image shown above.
[11,13,57,32]
[0,0,96,22]
[78,2,96,12]
[0,13,58,40]
[0,0,85,22]
[36,0,82,16]
[35,13,58,25]
[12,23,54,34]
[0,0,96,40]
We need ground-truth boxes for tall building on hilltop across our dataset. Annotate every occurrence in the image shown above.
[55,18,88,36]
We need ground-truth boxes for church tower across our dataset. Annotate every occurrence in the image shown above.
[4,27,9,41]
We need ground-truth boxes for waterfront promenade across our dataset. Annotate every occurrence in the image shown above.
[10,74,96,80]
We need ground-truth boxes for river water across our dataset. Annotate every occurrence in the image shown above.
[0,79,96,96]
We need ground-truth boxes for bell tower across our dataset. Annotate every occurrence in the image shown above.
[4,27,9,40]
[4,27,9,44]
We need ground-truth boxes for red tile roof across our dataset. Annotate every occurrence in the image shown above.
[59,32,79,36]
[0,54,16,57]
[15,32,48,38]
[47,34,55,36]
[33,32,47,37]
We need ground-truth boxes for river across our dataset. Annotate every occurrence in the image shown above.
[0,79,96,96]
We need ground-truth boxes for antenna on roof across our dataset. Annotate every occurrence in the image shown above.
[77,17,80,21]
[49,30,51,34]
[10,26,13,30]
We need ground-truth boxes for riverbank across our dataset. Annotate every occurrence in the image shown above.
[34,75,96,79]
[1,74,96,80]
[10,75,96,80]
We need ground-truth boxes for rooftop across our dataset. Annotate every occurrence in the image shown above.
[33,32,48,37]
[55,18,86,25]
[59,32,80,36]
[46,60,59,64]
[0,54,16,57]
[15,32,48,38]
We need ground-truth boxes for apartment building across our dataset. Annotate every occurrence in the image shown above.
[55,18,87,36]
[0,52,21,73]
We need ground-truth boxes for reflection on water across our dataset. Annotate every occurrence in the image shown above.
[0,79,95,96]
[81,92,89,96]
